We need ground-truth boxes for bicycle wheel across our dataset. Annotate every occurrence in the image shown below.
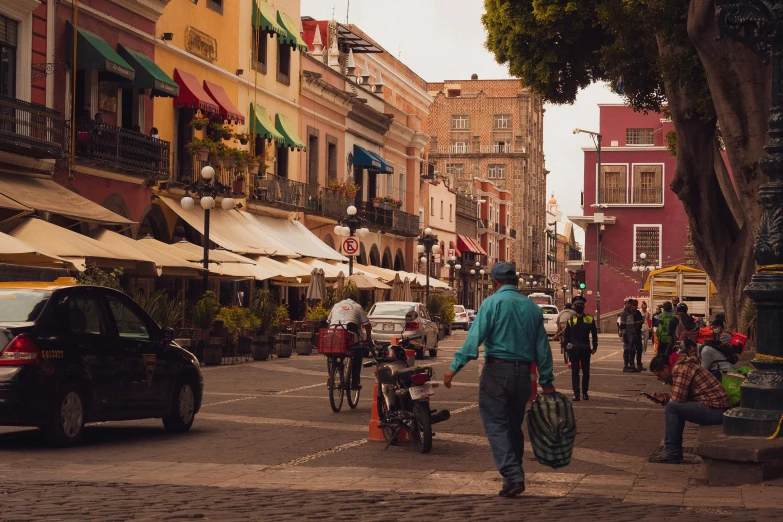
[377,386,398,445]
[329,360,345,413]
[346,358,361,409]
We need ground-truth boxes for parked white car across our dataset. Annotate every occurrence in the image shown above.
[368,301,440,358]
[539,304,560,337]
[452,305,470,330]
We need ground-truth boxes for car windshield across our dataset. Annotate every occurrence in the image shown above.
[454,306,465,313]
[0,289,50,322]
[540,306,558,315]
[369,303,415,316]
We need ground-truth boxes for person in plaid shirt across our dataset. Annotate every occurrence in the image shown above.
[647,353,732,463]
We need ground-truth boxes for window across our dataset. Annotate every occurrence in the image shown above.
[326,136,338,181]
[52,295,105,336]
[107,295,150,339]
[398,168,406,207]
[634,225,661,267]
[599,165,628,204]
[632,165,663,204]
[626,128,654,145]
[493,142,510,153]
[440,200,444,219]
[253,30,268,74]
[449,204,453,222]
[450,141,467,154]
[487,164,505,179]
[0,15,18,97]
[430,197,434,215]
[489,243,493,257]
[447,89,461,98]
[307,131,319,187]
[277,42,291,85]
[493,114,511,129]
[446,163,464,179]
[206,0,224,14]
[451,115,469,130]
[276,145,289,178]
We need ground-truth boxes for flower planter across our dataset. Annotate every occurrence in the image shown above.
[238,137,249,145]
[204,336,225,365]
[223,158,235,169]
[276,334,293,359]
[193,123,204,131]
[248,163,260,175]
[233,179,247,194]
[251,334,272,361]
[222,131,233,141]
[295,332,314,355]
[197,148,209,162]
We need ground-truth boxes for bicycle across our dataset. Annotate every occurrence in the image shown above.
[318,326,376,412]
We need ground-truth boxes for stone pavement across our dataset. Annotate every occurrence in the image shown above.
[0,332,781,521]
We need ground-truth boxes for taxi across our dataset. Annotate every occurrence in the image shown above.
[0,278,203,446]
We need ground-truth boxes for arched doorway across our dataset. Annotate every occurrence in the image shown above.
[358,243,367,266]
[172,217,200,245]
[137,204,170,242]
[394,249,405,271]
[369,244,380,266]
[101,194,133,237]
[382,247,392,269]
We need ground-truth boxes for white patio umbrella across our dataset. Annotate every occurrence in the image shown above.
[306,267,326,300]
[402,277,413,301]
[390,273,404,301]
[335,271,345,298]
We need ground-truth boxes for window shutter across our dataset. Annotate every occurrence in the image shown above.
[633,165,662,203]
[0,16,18,47]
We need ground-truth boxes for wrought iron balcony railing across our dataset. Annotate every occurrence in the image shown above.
[75,118,170,178]
[0,94,66,159]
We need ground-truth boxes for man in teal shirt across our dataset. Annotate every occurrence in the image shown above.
[444,262,555,498]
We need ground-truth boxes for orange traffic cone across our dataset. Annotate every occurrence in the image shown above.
[368,382,412,443]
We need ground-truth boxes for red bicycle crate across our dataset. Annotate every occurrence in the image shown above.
[318,328,352,355]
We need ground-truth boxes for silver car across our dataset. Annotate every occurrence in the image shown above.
[368,301,439,358]
[452,305,470,330]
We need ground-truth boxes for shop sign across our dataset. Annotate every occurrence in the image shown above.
[185,26,218,62]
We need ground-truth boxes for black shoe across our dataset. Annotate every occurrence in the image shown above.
[623,367,633,373]
[632,367,642,373]
[637,365,647,372]
[499,481,526,498]
[582,393,589,400]
[648,452,683,464]
[572,394,580,401]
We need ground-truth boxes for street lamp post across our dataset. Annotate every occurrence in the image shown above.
[333,206,369,276]
[446,254,462,292]
[716,2,783,437]
[527,275,538,295]
[632,252,654,289]
[470,265,484,309]
[180,166,235,291]
[574,127,603,331]
[561,284,569,307]
[417,227,440,302]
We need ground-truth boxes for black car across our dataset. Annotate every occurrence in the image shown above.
[0,279,203,446]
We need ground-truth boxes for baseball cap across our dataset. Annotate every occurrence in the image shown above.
[572,295,586,304]
[490,261,517,281]
[624,297,632,304]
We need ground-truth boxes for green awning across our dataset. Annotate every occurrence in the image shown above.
[65,22,134,82]
[250,103,285,145]
[276,11,308,52]
[253,0,286,38]
[275,114,306,151]
[117,45,178,97]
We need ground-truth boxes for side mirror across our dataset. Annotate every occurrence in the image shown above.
[162,327,175,342]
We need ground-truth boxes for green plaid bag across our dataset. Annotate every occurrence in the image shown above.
[526,392,577,469]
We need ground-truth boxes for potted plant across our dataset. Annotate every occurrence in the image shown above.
[250,289,277,361]
[189,114,210,131]
[234,131,250,145]
[273,305,292,358]
[186,137,218,162]
[247,156,260,176]
[233,173,247,195]
[193,291,220,363]
[216,306,260,360]
[210,121,233,141]
[343,182,360,195]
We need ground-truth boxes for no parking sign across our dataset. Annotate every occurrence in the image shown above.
[342,237,360,256]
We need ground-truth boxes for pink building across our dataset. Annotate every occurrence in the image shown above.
[569,105,689,330]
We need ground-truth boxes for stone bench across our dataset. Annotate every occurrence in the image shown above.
[697,424,783,485]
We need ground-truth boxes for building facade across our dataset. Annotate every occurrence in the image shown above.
[420,178,457,282]
[426,77,546,278]
[569,104,688,328]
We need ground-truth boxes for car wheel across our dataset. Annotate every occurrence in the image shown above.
[416,341,425,359]
[46,382,85,447]
[163,379,197,433]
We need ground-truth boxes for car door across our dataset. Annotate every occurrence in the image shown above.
[417,305,434,348]
[103,291,168,412]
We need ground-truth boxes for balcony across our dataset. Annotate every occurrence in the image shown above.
[0,95,66,159]
[499,224,507,235]
[357,201,418,237]
[429,144,525,155]
[75,118,170,178]
[250,174,316,211]
[494,222,499,233]
[478,219,489,231]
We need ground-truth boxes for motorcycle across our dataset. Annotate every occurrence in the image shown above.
[364,338,450,453]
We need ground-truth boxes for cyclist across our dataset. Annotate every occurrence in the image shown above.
[327,290,372,390]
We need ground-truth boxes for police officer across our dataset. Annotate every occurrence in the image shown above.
[563,295,598,401]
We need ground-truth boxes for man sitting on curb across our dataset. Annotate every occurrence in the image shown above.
[647,353,732,464]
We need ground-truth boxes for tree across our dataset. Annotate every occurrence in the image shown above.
[483,0,770,327]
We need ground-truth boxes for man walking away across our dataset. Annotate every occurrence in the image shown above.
[631,300,646,371]
[648,354,732,463]
[620,299,638,372]
[656,301,675,355]
[443,262,555,498]
[563,295,598,401]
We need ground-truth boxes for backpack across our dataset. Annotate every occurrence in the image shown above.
[676,315,699,343]
[656,312,674,345]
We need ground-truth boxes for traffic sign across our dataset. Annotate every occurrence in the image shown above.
[549,273,560,284]
[342,237,360,256]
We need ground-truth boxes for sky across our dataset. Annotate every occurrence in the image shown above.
[299,0,624,246]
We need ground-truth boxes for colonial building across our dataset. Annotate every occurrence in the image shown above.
[545,194,581,308]
[426,76,546,278]
[420,178,456,282]
[569,104,688,329]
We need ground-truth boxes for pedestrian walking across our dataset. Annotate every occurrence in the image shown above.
[652,305,663,354]
[443,261,555,498]
[562,295,597,401]
[640,301,651,354]
[619,299,638,372]
[631,300,646,371]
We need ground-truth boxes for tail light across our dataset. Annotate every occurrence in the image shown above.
[405,321,419,331]
[411,373,428,386]
[460,313,467,317]
[0,335,40,366]
[405,311,419,330]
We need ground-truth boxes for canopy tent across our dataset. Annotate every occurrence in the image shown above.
[0,174,133,226]
[159,196,297,256]
[348,273,391,291]
[0,231,76,270]
[137,237,267,280]
[643,265,717,294]
[349,262,400,282]
[0,192,32,222]
[89,230,200,277]
[240,211,345,261]
[8,218,153,273]
[299,257,358,279]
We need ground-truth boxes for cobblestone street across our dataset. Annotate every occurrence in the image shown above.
[1,333,780,520]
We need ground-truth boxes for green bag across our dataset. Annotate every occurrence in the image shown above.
[721,366,751,407]
[527,392,577,469]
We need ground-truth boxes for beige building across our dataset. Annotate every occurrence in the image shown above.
[426,76,546,277]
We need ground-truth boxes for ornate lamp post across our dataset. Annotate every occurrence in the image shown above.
[417,227,440,302]
[561,284,569,306]
[180,166,234,290]
[446,254,462,292]
[631,252,654,289]
[333,206,369,275]
[470,266,484,308]
[527,274,538,294]
[717,1,783,437]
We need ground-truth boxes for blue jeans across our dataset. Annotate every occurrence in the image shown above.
[478,360,532,484]
[664,401,727,457]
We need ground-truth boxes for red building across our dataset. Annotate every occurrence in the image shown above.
[569,104,688,330]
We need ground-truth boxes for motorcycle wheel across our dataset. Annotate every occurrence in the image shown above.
[346,364,360,409]
[412,401,433,454]
[377,387,398,445]
[329,361,344,413]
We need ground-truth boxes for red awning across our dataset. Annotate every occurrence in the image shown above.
[173,69,219,114]
[457,235,487,256]
[203,81,245,124]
